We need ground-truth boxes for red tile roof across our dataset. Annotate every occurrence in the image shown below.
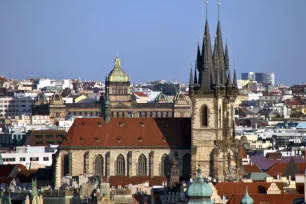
[102,176,167,187]
[242,164,262,174]
[266,162,306,177]
[227,194,301,204]
[60,118,191,149]
[215,182,284,199]
[134,92,148,97]
[240,146,247,159]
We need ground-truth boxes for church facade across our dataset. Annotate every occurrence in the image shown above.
[189,13,241,180]
[53,4,242,188]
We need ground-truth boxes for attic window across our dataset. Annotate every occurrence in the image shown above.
[97,121,102,127]
[116,137,121,142]
[79,137,84,142]
[95,137,100,142]
[140,122,144,127]
[81,121,86,126]
[138,137,143,142]
[119,122,123,127]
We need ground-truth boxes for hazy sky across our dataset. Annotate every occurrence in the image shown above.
[0,0,305,85]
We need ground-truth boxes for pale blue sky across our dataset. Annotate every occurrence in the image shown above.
[0,0,305,85]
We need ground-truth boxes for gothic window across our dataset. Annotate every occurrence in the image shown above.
[200,105,208,127]
[124,87,128,94]
[63,153,72,176]
[137,154,147,176]
[182,154,191,177]
[112,88,116,94]
[115,154,125,175]
[94,155,104,178]
[84,152,89,174]
[119,87,123,95]
[161,154,169,176]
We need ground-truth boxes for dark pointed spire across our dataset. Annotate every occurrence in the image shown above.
[213,37,220,86]
[227,69,233,86]
[233,68,237,87]
[189,63,194,87]
[225,36,229,70]
[104,75,111,123]
[200,18,213,90]
[197,39,201,71]
[194,61,198,84]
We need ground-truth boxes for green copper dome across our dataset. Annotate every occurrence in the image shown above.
[241,187,253,204]
[108,57,130,82]
[187,168,213,199]
[155,92,168,103]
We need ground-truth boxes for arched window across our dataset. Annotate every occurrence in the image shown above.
[124,87,128,94]
[161,154,170,176]
[63,153,72,176]
[84,152,89,174]
[200,105,208,127]
[137,154,147,175]
[94,155,104,178]
[182,154,191,177]
[115,154,125,175]
[112,88,116,94]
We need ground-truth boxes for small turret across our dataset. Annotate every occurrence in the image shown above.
[233,69,237,87]
[241,186,253,204]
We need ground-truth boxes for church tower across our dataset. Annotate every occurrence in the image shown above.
[189,2,241,181]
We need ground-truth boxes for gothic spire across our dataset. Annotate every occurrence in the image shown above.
[227,69,233,86]
[189,63,194,87]
[225,37,229,70]
[197,40,202,83]
[200,18,213,90]
[233,68,237,87]
[194,61,198,84]
[213,37,220,86]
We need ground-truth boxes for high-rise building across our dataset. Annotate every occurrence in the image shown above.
[241,72,275,85]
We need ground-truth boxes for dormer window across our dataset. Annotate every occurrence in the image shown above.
[97,121,102,127]
[79,137,84,142]
[138,137,143,142]
[116,137,121,142]
[95,137,100,142]
[81,121,86,126]
[140,122,144,127]
[119,122,123,127]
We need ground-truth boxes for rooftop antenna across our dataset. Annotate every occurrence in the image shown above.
[218,2,221,20]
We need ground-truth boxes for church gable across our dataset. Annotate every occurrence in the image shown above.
[60,118,191,149]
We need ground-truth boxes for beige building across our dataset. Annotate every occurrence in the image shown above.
[101,57,191,119]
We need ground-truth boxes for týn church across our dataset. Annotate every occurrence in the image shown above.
[53,4,242,188]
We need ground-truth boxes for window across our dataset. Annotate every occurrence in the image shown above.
[200,105,208,127]
[161,154,169,176]
[30,157,39,161]
[84,152,89,174]
[43,157,49,161]
[46,134,53,138]
[3,158,15,162]
[35,141,43,145]
[35,134,42,139]
[183,154,191,177]
[115,154,125,175]
[137,154,147,176]
[20,157,26,162]
[64,153,72,176]
[94,155,104,178]
[46,141,53,145]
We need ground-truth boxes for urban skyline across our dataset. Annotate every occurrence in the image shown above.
[0,0,305,85]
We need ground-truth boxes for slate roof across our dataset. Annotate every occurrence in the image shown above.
[60,118,191,149]
[245,172,270,181]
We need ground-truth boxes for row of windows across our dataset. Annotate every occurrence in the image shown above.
[67,112,100,117]
[111,112,173,118]
[3,157,49,162]
[64,153,191,178]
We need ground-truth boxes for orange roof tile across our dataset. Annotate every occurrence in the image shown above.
[242,164,262,174]
[227,194,301,204]
[215,182,284,199]
[240,146,247,159]
[266,163,306,177]
[60,118,191,149]
[135,92,148,97]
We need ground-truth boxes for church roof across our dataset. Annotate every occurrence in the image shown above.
[108,57,130,82]
[60,118,191,149]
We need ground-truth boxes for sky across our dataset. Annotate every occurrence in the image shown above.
[0,0,305,85]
